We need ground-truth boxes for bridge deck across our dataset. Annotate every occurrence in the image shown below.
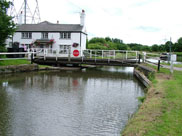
[33,56,139,67]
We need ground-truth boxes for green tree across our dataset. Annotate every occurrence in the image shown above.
[0,0,16,52]
[164,41,173,52]
[112,38,123,44]
[105,37,112,42]
[116,43,128,50]
[176,37,182,52]
[151,44,159,52]
[89,37,106,44]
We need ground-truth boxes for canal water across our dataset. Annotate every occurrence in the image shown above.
[0,66,144,136]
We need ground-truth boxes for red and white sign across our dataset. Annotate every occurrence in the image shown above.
[73,50,79,57]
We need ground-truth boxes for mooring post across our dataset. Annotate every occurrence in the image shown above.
[158,60,160,71]
[138,54,141,64]
[31,53,33,64]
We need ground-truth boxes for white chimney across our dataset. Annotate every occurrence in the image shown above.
[19,11,23,25]
[80,9,85,26]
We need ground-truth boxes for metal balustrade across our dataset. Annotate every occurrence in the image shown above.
[0,48,139,62]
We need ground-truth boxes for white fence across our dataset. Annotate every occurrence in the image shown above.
[0,49,139,61]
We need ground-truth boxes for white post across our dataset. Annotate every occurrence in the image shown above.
[102,50,104,59]
[90,50,92,58]
[136,51,138,61]
[113,50,115,59]
[68,47,71,61]
[27,48,31,59]
[56,49,58,61]
[44,49,46,60]
[170,54,176,73]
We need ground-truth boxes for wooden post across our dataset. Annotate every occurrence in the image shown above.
[158,60,160,71]
[114,50,115,59]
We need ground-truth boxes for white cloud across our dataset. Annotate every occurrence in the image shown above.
[11,0,182,45]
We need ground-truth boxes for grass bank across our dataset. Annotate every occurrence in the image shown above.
[161,62,182,68]
[122,65,182,136]
[0,59,31,66]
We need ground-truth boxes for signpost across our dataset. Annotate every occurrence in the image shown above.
[73,50,79,57]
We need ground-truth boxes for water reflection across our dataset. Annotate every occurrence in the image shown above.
[0,67,144,136]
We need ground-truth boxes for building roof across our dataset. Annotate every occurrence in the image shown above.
[16,21,84,32]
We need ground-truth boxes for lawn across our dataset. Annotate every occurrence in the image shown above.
[0,59,31,66]
[122,65,182,136]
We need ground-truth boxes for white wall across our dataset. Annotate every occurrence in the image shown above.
[7,31,87,57]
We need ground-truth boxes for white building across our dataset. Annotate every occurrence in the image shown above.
[6,10,87,57]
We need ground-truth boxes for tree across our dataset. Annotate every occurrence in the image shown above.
[112,38,123,44]
[176,37,182,52]
[89,37,106,44]
[151,44,159,52]
[0,0,16,52]
[164,41,173,52]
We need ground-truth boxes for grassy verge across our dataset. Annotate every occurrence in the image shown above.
[122,65,182,136]
[0,59,31,66]
[161,62,182,68]
[175,52,182,56]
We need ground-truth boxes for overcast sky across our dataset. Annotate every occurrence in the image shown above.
[12,0,182,45]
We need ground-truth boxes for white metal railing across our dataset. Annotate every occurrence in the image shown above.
[0,49,139,61]
[83,50,139,60]
[0,48,43,60]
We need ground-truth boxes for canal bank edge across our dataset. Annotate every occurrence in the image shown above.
[134,64,155,88]
[0,64,39,73]
[0,64,82,74]
[122,65,157,136]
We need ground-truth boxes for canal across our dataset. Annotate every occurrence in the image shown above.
[0,66,145,136]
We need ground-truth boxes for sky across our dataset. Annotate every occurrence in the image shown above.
[11,0,182,45]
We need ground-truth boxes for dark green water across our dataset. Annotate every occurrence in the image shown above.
[0,67,144,136]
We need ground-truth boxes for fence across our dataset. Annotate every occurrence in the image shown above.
[0,49,139,62]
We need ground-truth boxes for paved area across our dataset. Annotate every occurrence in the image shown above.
[161,64,182,71]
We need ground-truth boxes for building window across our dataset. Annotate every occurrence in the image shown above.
[59,45,71,54]
[22,32,32,39]
[60,32,71,39]
[42,32,48,39]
